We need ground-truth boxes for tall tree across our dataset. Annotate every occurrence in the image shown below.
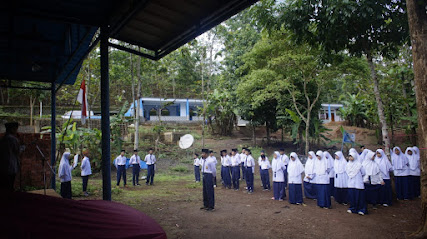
[405,0,427,237]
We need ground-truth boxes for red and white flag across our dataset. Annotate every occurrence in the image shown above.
[77,80,88,125]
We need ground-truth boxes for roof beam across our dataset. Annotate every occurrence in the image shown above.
[108,42,156,60]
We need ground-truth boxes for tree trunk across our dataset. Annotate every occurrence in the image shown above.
[367,53,391,155]
[86,61,91,128]
[406,0,427,237]
[135,54,141,150]
[252,123,256,147]
[305,116,310,156]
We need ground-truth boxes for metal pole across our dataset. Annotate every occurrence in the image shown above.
[51,83,56,190]
[100,26,111,201]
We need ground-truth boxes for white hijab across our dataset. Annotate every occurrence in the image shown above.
[359,149,370,163]
[305,151,316,175]
[314,151,327,175]
[272,151,282,172]
[58,152,71,178]
[323,151,334,170]
[346,151,362,178]
[391,146,408,170]
[288,152,304,177]
[375,149,392,177]
[362,150,380,176]
[334,151,347,174]
[405,147,418,171]
[349,148,360,163]
[413,146,420,159]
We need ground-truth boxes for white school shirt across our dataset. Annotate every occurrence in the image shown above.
[279,154,289,165]
[129,155,141,165]
[272,158,285,182]
[347,166,366,189]
[259,158,271,170]
[201,157,216,174]
[58,153,72,183]
[193,158,201,166]
[231,154,240,167]
[115,155,127,166]
[81,156,92,176]
[391,148,409,176]
[221,155,232,167]
[245,155,256,173]
[144,154,156,165]
[240,153,246,164]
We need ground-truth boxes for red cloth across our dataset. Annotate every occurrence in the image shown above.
[0,192,167,239]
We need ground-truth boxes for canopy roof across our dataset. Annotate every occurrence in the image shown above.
[1,0,258,86]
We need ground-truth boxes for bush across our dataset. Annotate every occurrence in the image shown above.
[170,165,189,173]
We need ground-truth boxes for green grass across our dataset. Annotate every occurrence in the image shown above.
[170,165,190,173]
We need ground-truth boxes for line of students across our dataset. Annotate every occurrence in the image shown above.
[114,148,157,187]
[196,146,421,215]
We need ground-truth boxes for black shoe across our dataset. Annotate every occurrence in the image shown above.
[206,208,215,211]
[200,206,208,210]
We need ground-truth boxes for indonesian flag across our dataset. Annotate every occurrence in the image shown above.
[77,80,88,125]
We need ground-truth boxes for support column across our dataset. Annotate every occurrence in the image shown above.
[100,26,111,201]
[50,83,56,190]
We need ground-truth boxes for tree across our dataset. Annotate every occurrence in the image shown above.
[405,0,427,237]
[273,0,410,155]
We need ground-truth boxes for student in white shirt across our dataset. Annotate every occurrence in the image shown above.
[259,154,271,191]
[144,148,156,186]
[129,149,141,186]
[240,148,247,180]
[314,151,331,209]
[230,149,240,190]
[375,149,393,206]
[271,151,285,200]
[412,146,421,197]
[279,148,289,187]
[220,150,232,189]
[208,150,218,187]
[288,152,304,205]
[323,151,335,198]
[391,146,410,200]
[81,150,92,196]
[258,150,267,188]
[333,151,348,205]
[363,150,384,210]
[115,149,127,187]
[244,149,255,194]
[346,151,367,215]
[200,149,216,211]
[193,153,201,182]
[58,152,74,199]
[303,151,317,199]
[406,147,420,199]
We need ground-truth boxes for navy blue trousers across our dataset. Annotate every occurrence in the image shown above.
[348,188,367,214]
[409,175,420,198]
[334,187,348,204]
[146,164,155,185]
[289,183,303,204]
[261,169,271,190]
[378,179,392,205]
[241,164,246,180]
[395,176,410,200]
[60,181,72,199]
[315,184,331,208]
[232,166,240,189]
[202,173,215,209]
[365,183,381,206]
[116,165,126,186]
[328,178,335,197]
[194,166,200,182]
[222,166,231,188]
[245,167,254,192]
[303,181,316,199]
[132,164,140,185]
[82,175,89,192]
[273,182,285,200]
[283,168,288,187]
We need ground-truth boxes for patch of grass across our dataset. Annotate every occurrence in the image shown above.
[185,182,202,189]
[170,165,189,173]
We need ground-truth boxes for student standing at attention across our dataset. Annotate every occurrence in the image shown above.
[193,153,201,182]
[333,151,348,205]
[145,148,156,186]
[259,154,271,191]
[81,149,92,196]
[411,146,421,197]
[279,148,289,188]
[230,149,240,190]
[323,151,335,198]
[314,151,331,209]
[208,150,218,187]
[288,152,304,205]
[346,151,367,215]
[245,149,255,194]
[362,150,384,210]
[375,149,393,206]
[258,150,267,188]
[240,148,247,181]
[115,150,127,187]
[406,147,420,199]
[391,146,410,200]
[271,151,285,200]
[303,151,317,199]
[129,149,141,186]
[221,150,232,189]
[200,149,215,211]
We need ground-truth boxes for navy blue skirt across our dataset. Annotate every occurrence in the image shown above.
[289,183,303,204]
[303,181,316,199]
[334,187,348,204]
[315,184,331,208]
[378,179,392,205]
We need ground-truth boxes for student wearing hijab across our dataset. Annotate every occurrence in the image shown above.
[406,147,420,198]
[81,150,92,196]
[359,149,370,164]
[221,150,232,189]
[288,152,304,205]
[391,146,410,200]
[375,149,393,206]
[58,152,75,199]
[363,150,384,210]
[346,151,367,215]
[411,146,421,197]
[200,149,216,211]
[314,151,331,209]
[231,149,241,190]
[193,153,201,182]
[333,151,348,205]
[271,151,286,201]
[259,154,271,191]
[279,148,289,188]
[323,151,335,198]
[349,148,360,163]
[303,151,317,199]
[244,149,255,194]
